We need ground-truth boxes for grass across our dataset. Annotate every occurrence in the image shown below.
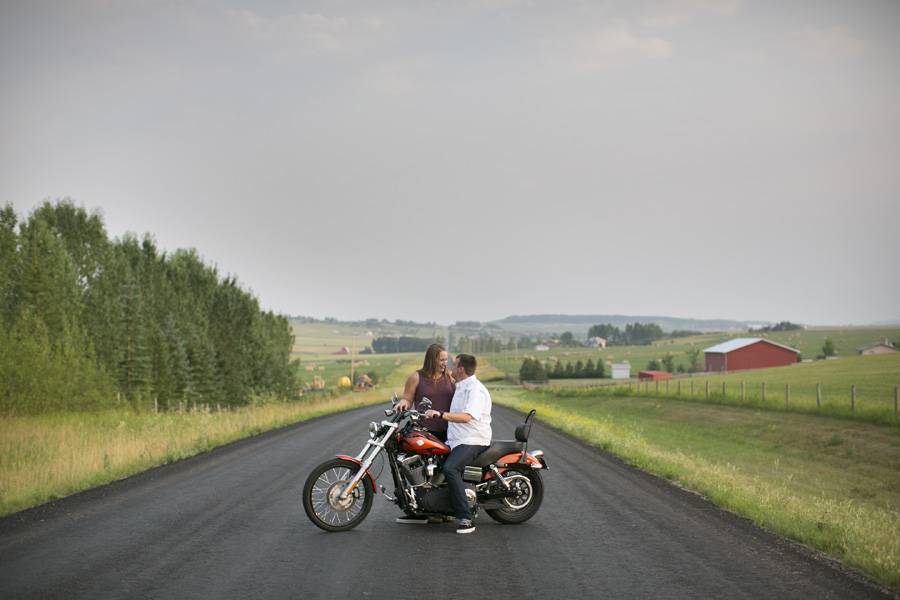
[516,354,900,426]
[0,394,388,518]
[490,384,900,589]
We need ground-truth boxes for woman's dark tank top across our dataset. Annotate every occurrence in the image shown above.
[413,369,454,433]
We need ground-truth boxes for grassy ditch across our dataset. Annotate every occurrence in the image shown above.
[0,393,388,518]
[492,387,900,589]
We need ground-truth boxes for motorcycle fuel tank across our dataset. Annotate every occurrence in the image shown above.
[397,430,450,456]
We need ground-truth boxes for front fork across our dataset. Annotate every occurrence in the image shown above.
[337,420,398,501]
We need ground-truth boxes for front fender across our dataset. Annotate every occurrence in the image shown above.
[335,455,377,489]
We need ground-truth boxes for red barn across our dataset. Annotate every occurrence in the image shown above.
[638,370,673,381]
[703,338,800,373]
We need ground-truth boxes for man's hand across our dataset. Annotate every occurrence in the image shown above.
[424,409,438,419]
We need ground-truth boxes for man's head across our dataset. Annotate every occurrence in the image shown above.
[453,353,477,380]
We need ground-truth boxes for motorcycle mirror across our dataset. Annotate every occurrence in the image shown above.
[421,397,432,409]
[390,393,400,405]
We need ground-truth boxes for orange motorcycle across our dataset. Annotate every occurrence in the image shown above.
[302,395,547,532]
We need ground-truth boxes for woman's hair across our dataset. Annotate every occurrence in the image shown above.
[421,343,447,377]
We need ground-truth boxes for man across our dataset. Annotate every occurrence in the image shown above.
[424,353,492,534]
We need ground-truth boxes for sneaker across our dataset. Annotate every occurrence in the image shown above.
[396,515,429,524]
[456,519,475,534]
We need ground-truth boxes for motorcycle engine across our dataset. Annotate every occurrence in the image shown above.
[398,454,443,488]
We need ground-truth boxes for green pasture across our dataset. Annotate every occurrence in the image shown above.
[520,354,900,426]
[477,327,900,384]
[290,319,444,355]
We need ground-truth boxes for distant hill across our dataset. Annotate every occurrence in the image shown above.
[490,314,758,337]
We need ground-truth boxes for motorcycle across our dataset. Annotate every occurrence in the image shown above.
[302,394,548,532]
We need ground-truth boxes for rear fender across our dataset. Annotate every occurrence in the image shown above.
[335,455,376,489]
[481,453,543,481]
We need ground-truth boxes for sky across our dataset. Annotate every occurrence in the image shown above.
[2,0,898,328]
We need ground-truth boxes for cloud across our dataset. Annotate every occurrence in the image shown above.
[641,0,742,28]
[784,25,868,61]
[541,20,673,71]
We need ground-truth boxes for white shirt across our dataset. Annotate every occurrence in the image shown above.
[446,374,492,448]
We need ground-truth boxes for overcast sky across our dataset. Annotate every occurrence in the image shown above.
[2,0,898,327]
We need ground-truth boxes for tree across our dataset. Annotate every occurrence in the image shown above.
[519,358,547,382]
[661,354,676,373]
[559,332,577,347]
[820,338,836,359]
[685,347,702,373]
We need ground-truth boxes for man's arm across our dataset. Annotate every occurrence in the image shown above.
[424,409,472,423]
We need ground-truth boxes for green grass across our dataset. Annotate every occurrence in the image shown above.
[490,382,900,589]
[534,354,900,426]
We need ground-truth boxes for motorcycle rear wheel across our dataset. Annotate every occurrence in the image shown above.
[485,467,543,524]
[303,459,374,532]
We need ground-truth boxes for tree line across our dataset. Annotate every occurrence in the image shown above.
[519,357,606,382]
[0,199,299,414]
[371,336,444,354]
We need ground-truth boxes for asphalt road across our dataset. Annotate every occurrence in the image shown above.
[0,403,895,600]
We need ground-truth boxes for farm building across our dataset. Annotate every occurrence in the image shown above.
[638,370,673,381]
[535,344,550,351]
[611,363,631,379]
[857,342,900,355]
[703,338,799,373]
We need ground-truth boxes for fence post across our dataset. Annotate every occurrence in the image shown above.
[817,383,821,409]
[762,382,766,403]
[741,381,745,403]
[691,380,695,395]
[722,382,726,398]
[656,380,659,394]
[678,380,681,396]
[851,385,856,412]
[786,383,790,408]
[154,398,158,413]
[895,387,898,417]
[706,381,710,398]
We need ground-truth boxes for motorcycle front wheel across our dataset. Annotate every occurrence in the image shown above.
[303,459,374,532]
[485,467,543,524]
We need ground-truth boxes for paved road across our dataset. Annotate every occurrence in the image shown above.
[1,404,895,600]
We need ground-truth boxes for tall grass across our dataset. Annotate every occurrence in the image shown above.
[0,394,386,517]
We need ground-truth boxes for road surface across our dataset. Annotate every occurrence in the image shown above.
[0,403,895,599]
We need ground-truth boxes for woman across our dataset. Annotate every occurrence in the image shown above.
[394,343,456,525]
[395,343,455,441]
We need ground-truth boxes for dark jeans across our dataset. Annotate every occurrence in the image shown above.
[444,444,487,521]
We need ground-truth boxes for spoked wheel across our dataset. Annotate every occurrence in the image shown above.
[485,467,543,524]
[303,459,374,532]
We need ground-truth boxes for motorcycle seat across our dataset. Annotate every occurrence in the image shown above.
[468,440,525,467]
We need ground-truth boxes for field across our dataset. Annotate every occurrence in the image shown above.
[3,323,899,588]
[477,326,900,385]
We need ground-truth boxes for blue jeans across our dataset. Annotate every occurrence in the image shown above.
[443,444,487,521]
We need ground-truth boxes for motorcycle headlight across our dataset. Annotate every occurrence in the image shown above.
[368,422,380,439]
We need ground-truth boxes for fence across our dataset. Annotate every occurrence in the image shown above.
[522,377,900,424]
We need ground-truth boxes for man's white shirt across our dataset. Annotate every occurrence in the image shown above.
[446,374,492,448]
